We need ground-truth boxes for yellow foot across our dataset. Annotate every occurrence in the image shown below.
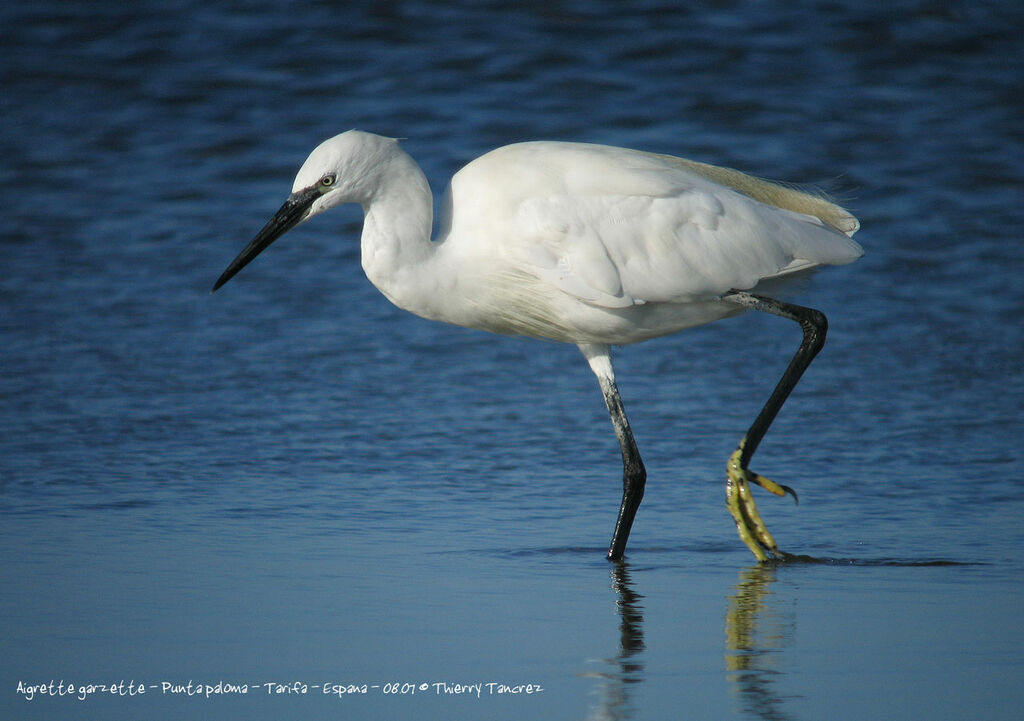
[725,446,798,562]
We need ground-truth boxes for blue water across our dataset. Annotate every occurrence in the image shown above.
[2,1,1023,719]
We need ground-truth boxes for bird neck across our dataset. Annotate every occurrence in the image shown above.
[359,151,441,316]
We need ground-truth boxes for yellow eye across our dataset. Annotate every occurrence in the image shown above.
[320,174,336,188]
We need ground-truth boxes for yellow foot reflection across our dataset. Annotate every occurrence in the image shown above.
[725,444,798,562]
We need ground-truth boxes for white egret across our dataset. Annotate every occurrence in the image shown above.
[213,130,862,562]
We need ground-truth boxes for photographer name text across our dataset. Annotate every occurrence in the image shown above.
[16,679,544,702]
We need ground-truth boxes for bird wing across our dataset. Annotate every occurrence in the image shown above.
[472,143,863,309]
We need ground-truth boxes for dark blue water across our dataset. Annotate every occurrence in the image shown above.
[2,2,1023,719]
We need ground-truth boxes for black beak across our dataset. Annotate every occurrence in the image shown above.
[211,186,321,292]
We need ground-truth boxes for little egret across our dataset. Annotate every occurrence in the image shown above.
[213,130,862,562]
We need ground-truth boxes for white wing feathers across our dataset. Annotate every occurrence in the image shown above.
[514,182,861,308]
[449,142,862,311]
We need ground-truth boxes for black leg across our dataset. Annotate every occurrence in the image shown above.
[599,373,646,561]
[580,344,646,561]
[721,290,828,560]
[724,290,828,467]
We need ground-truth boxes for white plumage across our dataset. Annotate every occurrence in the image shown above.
[214,130,863,562]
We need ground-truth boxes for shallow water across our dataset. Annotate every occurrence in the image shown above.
[2,1,1023,719]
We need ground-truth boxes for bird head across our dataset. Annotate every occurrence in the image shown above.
[211,130,400,292]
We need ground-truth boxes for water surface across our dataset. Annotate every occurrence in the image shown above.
[2,2,1023,719]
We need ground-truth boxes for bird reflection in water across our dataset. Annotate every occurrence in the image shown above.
[725,565,796,721]
[583,561,646,720]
